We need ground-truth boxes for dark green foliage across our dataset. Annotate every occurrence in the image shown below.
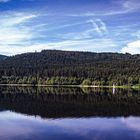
[0,50,140,85]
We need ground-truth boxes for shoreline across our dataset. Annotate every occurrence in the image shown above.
[0,84,139,89]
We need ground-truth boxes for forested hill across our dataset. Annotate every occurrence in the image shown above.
[0,55,7,60]
[0,50,140,86]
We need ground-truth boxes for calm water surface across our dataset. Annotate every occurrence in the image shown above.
[0,86,140,140]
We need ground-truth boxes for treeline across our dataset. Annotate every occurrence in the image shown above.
[0,50,140,86]
[0,55,7,60]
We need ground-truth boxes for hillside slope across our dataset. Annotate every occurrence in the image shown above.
[0,55,7,60]
[0,50,140,86]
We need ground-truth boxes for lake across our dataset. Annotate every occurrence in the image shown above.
[0,86,140,140]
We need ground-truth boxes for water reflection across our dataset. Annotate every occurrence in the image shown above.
[0,86,140,140]
[0,86,140,118]
[0,111,140,140]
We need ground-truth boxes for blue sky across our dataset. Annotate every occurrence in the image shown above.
[0,0,140,55]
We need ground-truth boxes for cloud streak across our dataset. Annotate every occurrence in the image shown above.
[0,0,10,3]
[67,0,140,17]
[0,12,38,44]
[0,38,118,55]
[88,19,108,35]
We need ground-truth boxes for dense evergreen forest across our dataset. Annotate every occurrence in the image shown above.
[0,50,140,86]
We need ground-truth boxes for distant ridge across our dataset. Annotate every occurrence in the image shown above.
[0,55,7,60]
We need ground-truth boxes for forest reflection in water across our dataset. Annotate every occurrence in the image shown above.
[0,86,140,118]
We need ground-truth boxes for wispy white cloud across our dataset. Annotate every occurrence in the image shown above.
[87,19,108,35]
[0,13,37,26]
[0,38,118,55]
[103,0,140,16]
[0,12,38,44]
[0,0,11,3]
[132,31,140,39]
[122,0,140,10]
[121,40,140,54]
[55,19,108,40]
[68,0,140,17]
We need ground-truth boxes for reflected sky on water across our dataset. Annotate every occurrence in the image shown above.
[0,111,140,140]
[0,86,140,140]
